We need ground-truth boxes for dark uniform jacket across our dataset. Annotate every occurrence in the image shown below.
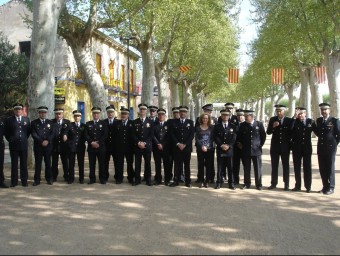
[5,116,31,151]
[213,122,236,157]
[290,118,314,154]
[51,118,71,152]
[132,117,154,152]
[85,120,108,152]
[312,116,340,154]
[0,119,5,150]
[171,119,195,152]
[31,119,55,151]
[266,116,292,153]
[104,118,117,153]
[153,121,171,152]
[67,122,86,153]
[113,119,134,153]
[237,121,266,156]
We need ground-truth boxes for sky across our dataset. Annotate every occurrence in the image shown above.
[0,0,257,74]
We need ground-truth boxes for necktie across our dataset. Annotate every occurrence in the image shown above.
[160,122,163,127]
[77,123,80,127]
[17,117,20,123]
[42,119,45,125]
[323,118,326,124]
[224,123,227,129]
[181,119,184,124]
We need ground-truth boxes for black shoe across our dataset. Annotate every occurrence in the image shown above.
[323,189,334,195]
[241,185,250,189]
[319,188,325,194]
[256,186,262,190]
[164,181,170,186]
[47,180,53,185]
[284,185,289,191]
[204,183,208,188]
[185,183,192,188]
[100,180,106,185]
[306,188,311,193]
[10,184,17,188]
[169,182,179,187]
[268,185,276,190]
[229,185,236,190]
[22,182,28,187]
[291,187,301,192]
[115,181,122,184]
[153,180,161,186]
[214,183,221,189]
[67,181,73,184]
[132,181,140,186]
[146,180,153,186]
[79,180,84,184]
[87,180,95,185]
[0,182,9,188]
[199,183,204,188]
[32,182,40,186]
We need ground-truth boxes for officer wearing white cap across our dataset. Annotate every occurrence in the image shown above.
[148,105,159,123]
[104,105,117,183]
[4,103,31,187]
[267,104,292,191]
[167,107,180,182]
[236,110,266,190]
[68,110,86,184]
[85,107,108,184]
[233,109,245,185]
[312,103,340,195]
[31,106,54,186]
[112,106,135,184]
[290,107,313,192]
[51,108,71,182]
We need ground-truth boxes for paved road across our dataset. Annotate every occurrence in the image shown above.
[0,138,339,255]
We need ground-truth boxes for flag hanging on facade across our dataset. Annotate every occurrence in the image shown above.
[271,68,284,84]
[228,68,239,84]
[179,65,192,73]
[313,66,327,84]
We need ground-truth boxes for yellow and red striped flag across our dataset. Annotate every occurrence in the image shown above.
[179,65,192,73]
[228,68,239,84]
[272,68,284,85]
[313,66,327,84]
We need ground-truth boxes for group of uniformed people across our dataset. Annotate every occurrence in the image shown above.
[0,101,338,195]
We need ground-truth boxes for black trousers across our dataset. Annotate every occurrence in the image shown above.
[168,150,176,182]
[34,150,52,183]
[10,150,28,185]
[270,150,290,186]
[153,149,171,183]
[216,155,233,185]
[233,148,243,184]
[88,150,106,182]
[0,143,4,183]
[197,150,214,183]
[113,152,134,182]
[52,151,69,181]
[105,151,114,181]
[292,149,312,190]
[135,150,151,183]
[174,150,191,184]
[318,152,336,191]
[243,155,262,187]
[68,151,85,182]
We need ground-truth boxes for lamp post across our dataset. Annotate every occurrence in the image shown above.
[120,36,136,112]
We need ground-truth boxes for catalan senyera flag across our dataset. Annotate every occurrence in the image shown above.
[313,66,327,84]
[271,68,284,85]
[228,68,239,84]
[179,65,192,73]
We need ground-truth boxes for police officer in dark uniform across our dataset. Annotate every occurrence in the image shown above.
[218,103,238,125]
[167,107,180,182]
[132,103,154,186]
[237,110,266,190]
[113,106,135,184]
[31,106,55,186]
[152,108,171,186]
[169,106,195,188]
[148,105,159,123]
[290,107,313,193]
[213,109,236,189]
[51,108,71,182]
[85,107,108,184]
[67,110,86,184]
[104,105,117,183]
[312,103,340,195]
[0,116,8,188]
[5,103,31,187]
[267,104,292,190]
[233,109,245,185]
[195,103,218,183]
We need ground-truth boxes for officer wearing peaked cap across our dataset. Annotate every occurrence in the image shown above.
[148,105,159,123]
[4,103,31,187]
[312,103,340,195]
[267,104,292,191]
[218,102,238,125]
[233,108,245,185]
[167,107,180,182]
[31,106,54,186]
[51,107,71,182]
[113,106,135,184]
[290,107,313,192]
[104,105,117,183]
